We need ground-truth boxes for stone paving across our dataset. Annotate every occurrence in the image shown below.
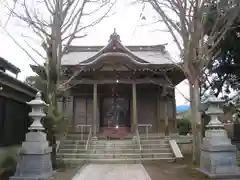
[71,164,152,180]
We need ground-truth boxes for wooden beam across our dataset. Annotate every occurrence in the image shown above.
[0,91,29,103]
[0,72,37,98]
[70,78,171,85]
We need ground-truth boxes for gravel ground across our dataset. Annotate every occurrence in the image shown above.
[53,156,209,180]
[144,158,209,180]
[53,166,82,180]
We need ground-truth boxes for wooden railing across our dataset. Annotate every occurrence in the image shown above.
[135,128,142,153]
[76,124,92,140]
[55,122,71,153]
[85,126,92,151]
[138,124,152,140]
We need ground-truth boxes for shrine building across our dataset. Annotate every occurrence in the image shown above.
[59,30,185,138]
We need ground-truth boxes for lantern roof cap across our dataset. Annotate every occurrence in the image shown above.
[27,92,48,106]
[203,91,225,105]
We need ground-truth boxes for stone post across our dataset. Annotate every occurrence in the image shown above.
[10,92,53,180]
[199,93,240,179]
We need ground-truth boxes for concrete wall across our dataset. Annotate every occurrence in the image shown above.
[173,136,193,155]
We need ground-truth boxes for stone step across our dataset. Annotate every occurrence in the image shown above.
[57,157,139,164]
[66,135,89,140]
[140,139,168,143]
[141,144,170,149]
[141,148,171,153]
[90,144,137,148]
[57,157,175,164]
[67,131,90,134]
[62,144,87,149]
[96,140,134,144]
[58,152,141,157]
[86,144,169,149]
[58,152,172,159]
[87,147,171,153]
[63,140,87,144]
[141,152,173,158]
[58,148,87,153]
[59,146,172,154]
[90,148,138,153]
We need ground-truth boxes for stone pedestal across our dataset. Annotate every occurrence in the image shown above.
[10,92,53,180]
[10,132,53,180]
[200,129,240,179]
[199,93,240,179]
[232,124,240,151]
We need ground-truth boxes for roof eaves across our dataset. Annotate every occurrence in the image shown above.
[0,57,21,74]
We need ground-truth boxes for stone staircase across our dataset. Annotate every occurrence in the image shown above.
[87,138,141,164]
[140,134,175,161]
[57,132,89,166]
[57,132,178,166]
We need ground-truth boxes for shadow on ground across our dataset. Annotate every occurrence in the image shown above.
[144,155,209,180]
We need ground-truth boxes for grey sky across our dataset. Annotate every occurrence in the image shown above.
[0,0,189,105]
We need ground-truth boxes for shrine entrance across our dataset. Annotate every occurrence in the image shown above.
[99,84,131,138]
[101,97,130,128]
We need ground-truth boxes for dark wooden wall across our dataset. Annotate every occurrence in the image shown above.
[0,96,30,146]
[61,84,176,133]
[73,97,94,130]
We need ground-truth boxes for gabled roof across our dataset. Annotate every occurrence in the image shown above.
[0,57,20,75]
[0,68,38,100]
[62,29,174,66]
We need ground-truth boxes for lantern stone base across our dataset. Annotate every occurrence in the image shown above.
[199,130,240,179]
[10,132,53,180]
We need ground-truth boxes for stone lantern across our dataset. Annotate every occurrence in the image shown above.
[10,92,53,180]
[200,92,240,179]
[27,92,48,131]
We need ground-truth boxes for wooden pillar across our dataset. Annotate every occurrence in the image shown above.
[156,86,160,132]
[93,84,98,138]
[172,88,177,133]
[132,83,137,132]
[65,96,74,130]
[164,100,169,136]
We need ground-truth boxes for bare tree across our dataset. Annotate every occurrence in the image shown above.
[3,0,115,168]
[142,0,239,163]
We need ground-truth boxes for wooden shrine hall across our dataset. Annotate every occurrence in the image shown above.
[59,29,185,138]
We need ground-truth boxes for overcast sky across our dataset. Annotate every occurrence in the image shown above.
[0,0,189,106]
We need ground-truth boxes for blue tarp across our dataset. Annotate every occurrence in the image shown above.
[176,104,190,113]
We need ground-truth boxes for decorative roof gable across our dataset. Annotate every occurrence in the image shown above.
[79,28,149,64]
[62,29,173,66]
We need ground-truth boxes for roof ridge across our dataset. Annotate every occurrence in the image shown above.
[67,44,167,53]
[0,56,21,74]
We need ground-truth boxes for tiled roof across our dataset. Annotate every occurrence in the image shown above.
[0,68,38,98]
[62,46,173,65]
[62,29,174,66]
[0,56,20,74]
